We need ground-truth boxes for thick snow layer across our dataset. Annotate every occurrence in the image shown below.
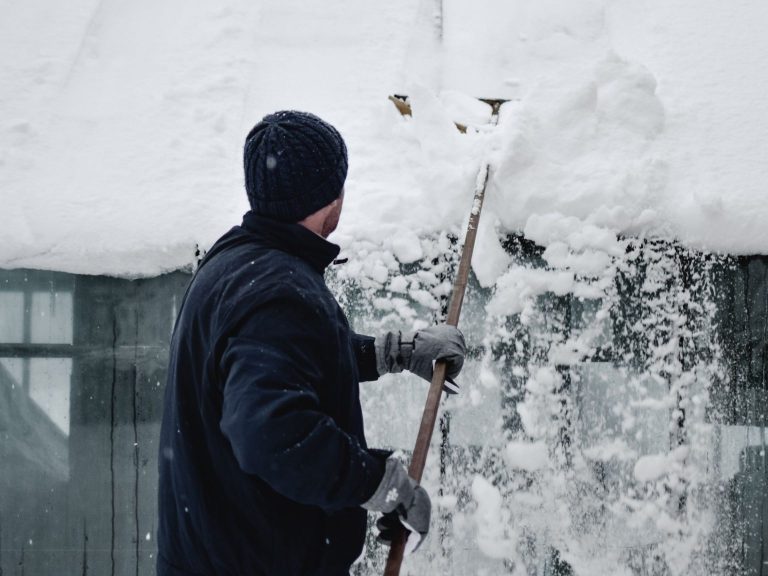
[2,0,768,276]
[0,0,425,276]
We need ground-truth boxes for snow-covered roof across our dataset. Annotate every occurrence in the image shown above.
[2,0,768,278]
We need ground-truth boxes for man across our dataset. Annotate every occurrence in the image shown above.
[157,111,466,575]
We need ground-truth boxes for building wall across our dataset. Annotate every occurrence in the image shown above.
[1,249,768,575]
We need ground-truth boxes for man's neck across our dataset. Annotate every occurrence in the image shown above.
[298,208,334,238]
[297,220,326,238]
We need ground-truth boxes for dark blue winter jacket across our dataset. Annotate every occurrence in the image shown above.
[157,211,388,576]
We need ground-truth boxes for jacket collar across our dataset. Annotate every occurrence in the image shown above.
[240,211,340,274]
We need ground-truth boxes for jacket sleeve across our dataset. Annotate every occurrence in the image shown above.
[219,295,386,513]
[351,333,379,382]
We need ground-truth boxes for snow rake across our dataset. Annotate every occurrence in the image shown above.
[383,95,506,576]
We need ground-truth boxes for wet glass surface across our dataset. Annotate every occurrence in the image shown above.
[0,269,189,575]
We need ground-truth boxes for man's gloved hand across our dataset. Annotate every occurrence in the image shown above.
[362,457,431,553]
[375,512,402,545]
[374,325,465,393]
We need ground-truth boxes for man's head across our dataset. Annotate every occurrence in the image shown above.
[243,111,347,236]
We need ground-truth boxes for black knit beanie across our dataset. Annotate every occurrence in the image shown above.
[243,111,348,222]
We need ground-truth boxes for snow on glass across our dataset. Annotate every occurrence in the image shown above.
[334,221,727,574]
[328,44,743,576]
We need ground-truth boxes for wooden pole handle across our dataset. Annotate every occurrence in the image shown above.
[383,361,448,575]
[382,164,491,575]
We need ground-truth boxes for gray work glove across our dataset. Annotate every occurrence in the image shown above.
[374,325,465,393]
[362,457,431,553]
